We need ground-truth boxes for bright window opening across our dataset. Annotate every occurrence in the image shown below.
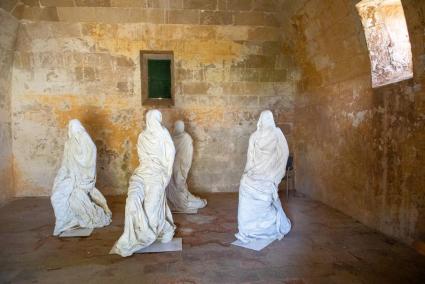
[356,0,413,88]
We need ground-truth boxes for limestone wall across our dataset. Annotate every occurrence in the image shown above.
[0,4,19,205]
[282,0,425,245]
[10,0,296,196]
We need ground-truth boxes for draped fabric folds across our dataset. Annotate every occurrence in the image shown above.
[110,110,176,257]
[51,119,112,236]
[166,121,207,212]
[235,110,291,243]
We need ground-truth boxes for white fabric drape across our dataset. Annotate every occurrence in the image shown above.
[166,120,207,212]
[51,119,112,236]
[110,110,176,257]
[235,110,291,243]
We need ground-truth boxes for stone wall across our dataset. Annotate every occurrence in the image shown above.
[282,0,424,245]
[10,0,296,196]
[0,4,19,205]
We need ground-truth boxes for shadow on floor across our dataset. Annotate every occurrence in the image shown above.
[0,192,424,283]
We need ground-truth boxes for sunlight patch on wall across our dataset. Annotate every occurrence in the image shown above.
[356,0,413,88]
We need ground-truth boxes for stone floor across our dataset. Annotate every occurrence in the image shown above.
[0,192,424,284]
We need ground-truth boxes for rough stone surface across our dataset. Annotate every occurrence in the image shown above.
[281,0,425,246]
[0,9,19,205]
[0,0,19,12]
[0,193,424,283]
[10,2,295,197]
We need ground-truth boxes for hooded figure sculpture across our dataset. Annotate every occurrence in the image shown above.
[51,119,112,236]
[110,110,176,257]
[235,110,291,243]
[166,120,207,212]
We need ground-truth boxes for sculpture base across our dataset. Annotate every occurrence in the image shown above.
[59,228,93,238]
[231,238,274,251]
[172,209,198,214]
[136,238,182,254]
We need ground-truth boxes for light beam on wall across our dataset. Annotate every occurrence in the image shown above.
[356,0,413,88]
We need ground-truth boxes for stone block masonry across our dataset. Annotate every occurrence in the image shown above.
[281,0,425,246]
[9,0,296,197]
[0,8,19,205]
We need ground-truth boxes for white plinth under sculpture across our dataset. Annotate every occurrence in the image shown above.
[51,119,112,237]
[110,110,178,257]
[166,120,207,214]
[233,110,291,250]
[136,238,182,254]
[59,227,94,238]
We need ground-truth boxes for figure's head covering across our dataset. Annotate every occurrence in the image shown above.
[174,120,185,135]
[245,110,289,188]
[146,109,163,133]
[68,119,86,138]
[138,109,176,186]
[65,119,96,175]
[257,110,276,131]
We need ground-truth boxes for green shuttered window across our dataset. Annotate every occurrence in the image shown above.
[148,59,171,99]
[141,51,174,106]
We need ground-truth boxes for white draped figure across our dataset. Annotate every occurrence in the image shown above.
[235,110,291,243]
[51,119,112,236]
[110,110,176,257]
[166,120,207,212]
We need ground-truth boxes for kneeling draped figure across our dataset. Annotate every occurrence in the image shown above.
[166,120,207,212]
[110,110,176,257]
[51,119,112,236]
[235,110,291,243]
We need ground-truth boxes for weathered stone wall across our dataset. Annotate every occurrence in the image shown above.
[0,4,19,205]
[10,0,296,196]
[282,0,424,245]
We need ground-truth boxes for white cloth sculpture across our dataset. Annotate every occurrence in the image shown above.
[110,110,176,257]
[166,120,207,212]
[51,119,112,236]
[235,110,291,243]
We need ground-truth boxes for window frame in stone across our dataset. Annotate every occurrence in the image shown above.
[140,51,175,106]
